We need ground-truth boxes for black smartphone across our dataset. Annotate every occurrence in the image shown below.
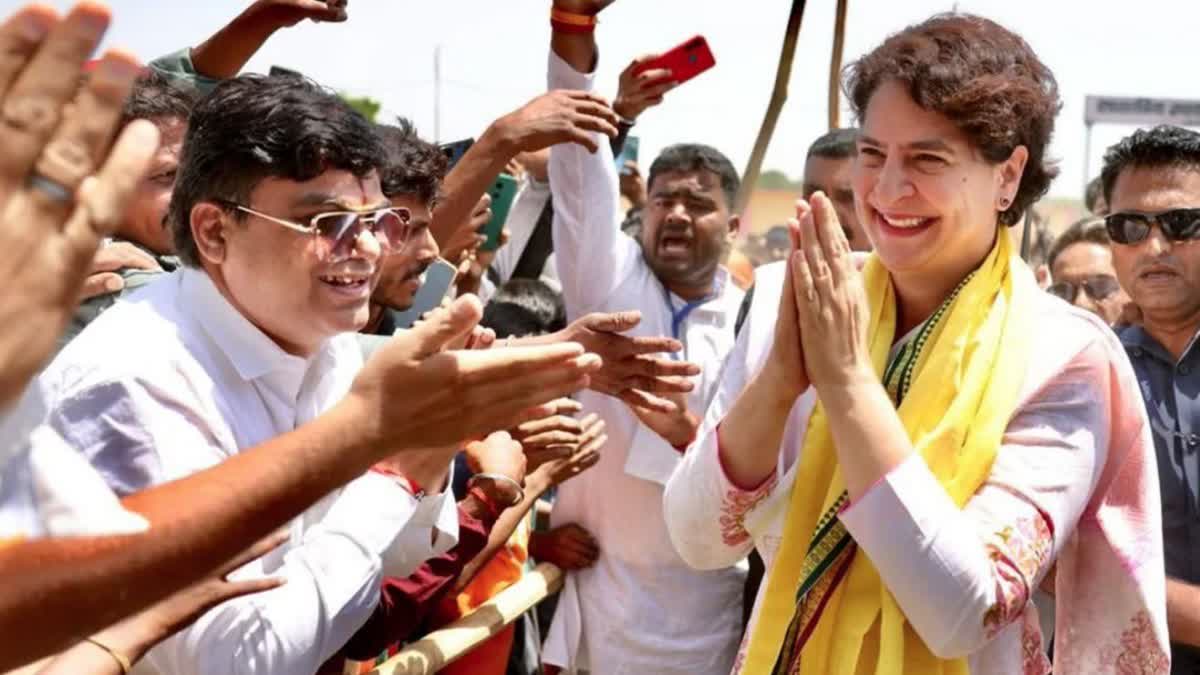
[440,138,475,170]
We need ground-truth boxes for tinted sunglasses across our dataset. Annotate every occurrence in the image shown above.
[1104,208,1200,245]
[230,203,413,260]
[1047,275,1122,303]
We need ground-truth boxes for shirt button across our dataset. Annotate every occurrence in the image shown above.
[1180,364,1192,376]
[1190,434,1200,448]
[1131,347,1144,358]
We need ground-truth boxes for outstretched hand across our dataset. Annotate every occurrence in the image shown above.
[561,311,701,414]
[247,0,349,28]
[0,4,161,409]
[494,90,620,155]
[348,295,602,452]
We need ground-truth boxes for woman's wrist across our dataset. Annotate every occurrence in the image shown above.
[752,363,805,410]
[811,366,880,405]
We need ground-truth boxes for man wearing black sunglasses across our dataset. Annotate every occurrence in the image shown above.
[1044,216,1130,326]
[1101,124,1200,674]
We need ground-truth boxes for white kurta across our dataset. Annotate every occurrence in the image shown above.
[663,261,1169,674]
[36,268,460,675]
[541,50,747,675]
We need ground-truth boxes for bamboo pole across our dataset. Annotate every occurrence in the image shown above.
[828,0,849,130]
[733,0,809,216]
[368,563,565,675]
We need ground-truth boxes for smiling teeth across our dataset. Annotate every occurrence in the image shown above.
[884,216,926,228]
[322,275,363,285]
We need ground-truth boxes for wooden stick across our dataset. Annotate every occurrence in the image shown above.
[367,563,565,675]
[828,0,849,130]
[733,0,809,217]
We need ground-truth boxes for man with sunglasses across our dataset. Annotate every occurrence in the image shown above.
[1102,124,1200,674]
[29,74,549,675]
[1044,216,1130,325]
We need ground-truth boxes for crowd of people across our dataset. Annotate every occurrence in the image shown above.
[1,1,1198,674]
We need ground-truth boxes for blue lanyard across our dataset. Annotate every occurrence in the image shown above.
[664,287,711,360]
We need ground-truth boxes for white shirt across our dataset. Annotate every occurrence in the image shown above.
[37,268,459,675]
[0,382,146,539]
[490,176,561,292]
[664,261,1166,673]
[542,50,747,675]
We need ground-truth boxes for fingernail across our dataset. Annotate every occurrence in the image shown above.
[15,9,53,42]
[104,276,123,292]
[72,2,111,34]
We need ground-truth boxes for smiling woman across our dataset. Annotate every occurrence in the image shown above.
[664,12,1170,675]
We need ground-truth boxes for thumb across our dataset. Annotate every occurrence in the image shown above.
[585,310,642,334]
[410,295,483,358]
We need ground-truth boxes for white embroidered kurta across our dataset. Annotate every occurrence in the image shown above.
[542,50,747,675]
[36,268,459,675]
[664,260,1170,674]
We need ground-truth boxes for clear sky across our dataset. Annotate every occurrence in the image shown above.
[23,0,1200,200]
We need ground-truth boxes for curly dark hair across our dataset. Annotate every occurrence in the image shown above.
[375,118,448,204]
[1100,125,1200,206]
[843,13,1061,227]
[120,69,200,128]
[168,74,385,267]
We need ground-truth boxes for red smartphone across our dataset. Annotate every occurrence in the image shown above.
[635,35,716,85]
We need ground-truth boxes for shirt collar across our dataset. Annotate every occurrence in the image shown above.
[180,267,318,382]
[1119,322,1200,365]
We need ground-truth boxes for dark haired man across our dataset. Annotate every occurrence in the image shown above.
[32,74,590,674]
[363,119,448,334]
[1045,216,1129,326]
[69,0,347,345]
[1102,124,1200,673]
[538,2,749,673]
[802,127,871,252]
[59,70,195,347]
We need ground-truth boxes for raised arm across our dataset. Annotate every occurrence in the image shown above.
[189,0,347,80]
[431,91,619,257]
[546,4,637,314]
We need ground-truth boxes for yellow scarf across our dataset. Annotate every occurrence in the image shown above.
[741,231,1037,674]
